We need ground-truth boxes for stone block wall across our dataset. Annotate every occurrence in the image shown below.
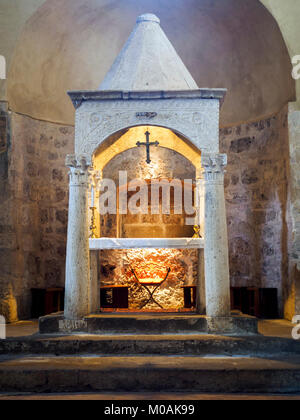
[0,111,73,321]
[288,103,300,318]
[0,103,18,322]
[220,106,290,316]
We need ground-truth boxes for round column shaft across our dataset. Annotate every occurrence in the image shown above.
[202,153,231,317]
[64,154,92,320]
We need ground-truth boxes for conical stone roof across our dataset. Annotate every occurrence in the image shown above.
[99,13,198,91]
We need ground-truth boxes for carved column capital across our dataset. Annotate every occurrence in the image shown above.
[66,154,92,170]
[66,154,92,186]
[201,153,227,183]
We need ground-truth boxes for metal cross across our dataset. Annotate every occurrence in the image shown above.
[136,130,159,164]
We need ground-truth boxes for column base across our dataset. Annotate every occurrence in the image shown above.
[205,315,258,335]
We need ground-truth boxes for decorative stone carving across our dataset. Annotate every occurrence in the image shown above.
[66,154,92,169]
[66,155,92,189]
[74,97,221,157]
[202,153,227,183]
[136,112,157,119]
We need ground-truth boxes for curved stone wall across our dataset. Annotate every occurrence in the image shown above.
[5,0,295,126]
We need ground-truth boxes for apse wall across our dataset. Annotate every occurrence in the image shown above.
[221,106,291,316]
[6,0,295,127]
[0,113,74,321]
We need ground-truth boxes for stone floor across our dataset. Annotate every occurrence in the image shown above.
[6,320,39,338]
[0,392,299,400]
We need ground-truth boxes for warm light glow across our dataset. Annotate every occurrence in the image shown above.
[142,160,160,179]
[94,126,201,171]
[100,247,198,310]
[127,248,185,284]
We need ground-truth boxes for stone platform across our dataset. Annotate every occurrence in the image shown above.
[0,355,300,394]
[39,313,258,335]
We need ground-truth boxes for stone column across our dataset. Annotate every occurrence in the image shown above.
[89,251,99,313]
[195,171,206,314]
[89,170,102,314]
[64,154,92,320]
[202,153,231,317]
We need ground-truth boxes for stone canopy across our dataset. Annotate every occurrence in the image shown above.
[99,13,198,91]
[60,12,234,331]
[68,16,226,157]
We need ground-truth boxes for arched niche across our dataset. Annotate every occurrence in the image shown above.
[93,126,201,173]
[92,125,200,240]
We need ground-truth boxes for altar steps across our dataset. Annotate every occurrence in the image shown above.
[1,319,300,394]
[0,355,300,394]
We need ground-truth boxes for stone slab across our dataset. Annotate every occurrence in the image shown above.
[89,237,204,250]
[68,89,227,105]
[1,334,300,358]
[0,355,300,394]
[38,313,258,336]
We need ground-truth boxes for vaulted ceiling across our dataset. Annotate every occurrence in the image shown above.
[1,0,297,126]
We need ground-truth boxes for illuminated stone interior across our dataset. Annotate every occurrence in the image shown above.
[95,126,199,311]
[100,248,198,311]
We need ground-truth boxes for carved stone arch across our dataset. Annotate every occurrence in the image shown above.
[92,125,202,172]
[73,96,221,159]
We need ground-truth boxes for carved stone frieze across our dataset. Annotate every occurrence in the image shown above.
[74,99,220,156]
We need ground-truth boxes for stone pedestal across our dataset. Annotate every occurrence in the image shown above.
[202,153,231,317]
[39,313,258,336]
[64,155,92,320]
